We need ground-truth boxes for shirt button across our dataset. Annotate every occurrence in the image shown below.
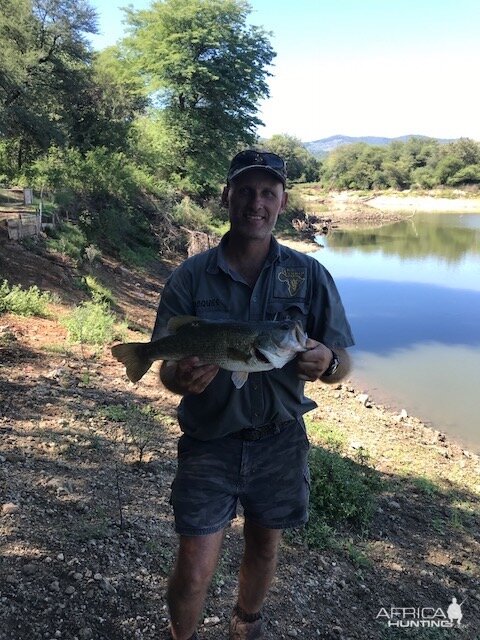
[252,297,257,302]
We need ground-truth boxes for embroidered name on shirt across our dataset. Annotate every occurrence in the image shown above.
[195,297,222,308]
[275,267,307,298]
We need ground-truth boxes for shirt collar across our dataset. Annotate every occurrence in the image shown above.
[207,232,281,275]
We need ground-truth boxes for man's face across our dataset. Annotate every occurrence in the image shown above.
[222,169,288,242]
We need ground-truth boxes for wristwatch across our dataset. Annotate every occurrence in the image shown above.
[323,350,340,377]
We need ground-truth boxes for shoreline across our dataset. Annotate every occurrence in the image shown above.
[294,189,480,231]
[365,193,480,213]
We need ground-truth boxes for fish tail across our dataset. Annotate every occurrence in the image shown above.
[111,342,152,383]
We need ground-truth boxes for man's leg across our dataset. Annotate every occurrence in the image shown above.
[168,530,225,640]
[237,518,282,613]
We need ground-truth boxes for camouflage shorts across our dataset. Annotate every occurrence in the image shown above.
[170,418,310,536]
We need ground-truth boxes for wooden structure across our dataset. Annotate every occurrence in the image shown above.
[6,212,41,240]
[0,187,54,240]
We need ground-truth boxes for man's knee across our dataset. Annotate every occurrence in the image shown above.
[171,532,224,590]
[244,521,282,562]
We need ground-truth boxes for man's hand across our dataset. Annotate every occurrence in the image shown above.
[160,357,219,395]
[296,339,351,383]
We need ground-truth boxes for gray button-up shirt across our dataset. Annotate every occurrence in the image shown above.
[152,234,354,440]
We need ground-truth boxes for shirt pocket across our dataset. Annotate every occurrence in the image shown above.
[265,301,309,331]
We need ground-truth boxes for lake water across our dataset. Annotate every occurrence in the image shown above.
[310,212,480,454]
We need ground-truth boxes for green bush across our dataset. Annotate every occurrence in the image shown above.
[274,190,308,234]
[171,196,212,232]
[46,222,89,262]
[304,445,380,548]
[62,300,127,346]
[0,280,52,317]
[83,275,115,305]
[118,244,158,269]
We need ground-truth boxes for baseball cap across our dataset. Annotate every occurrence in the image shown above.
[227,150,287,186]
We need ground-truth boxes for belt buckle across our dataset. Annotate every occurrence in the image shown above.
[240,428,260,441]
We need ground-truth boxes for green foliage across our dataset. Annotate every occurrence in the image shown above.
[62,300,127,346]
[0,0,97,166]
[305,445,380,548]
[28,146,164,257]
[274,189,308,234]
[263,134,320,183]
[117,243,159,269]
[83,275,115,305]
[0,280,52,317]
[305,417,346,451]
[320,137,480,190]
[46,222,89,262]
[123,0,275,197]
[171,196,213,232]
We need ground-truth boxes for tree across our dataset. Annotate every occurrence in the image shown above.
[0,0,97,168]
[66,47,149,153]
[123,0,275,196]
[263,134,320,183]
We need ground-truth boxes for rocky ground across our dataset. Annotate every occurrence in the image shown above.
[1,219,479,640]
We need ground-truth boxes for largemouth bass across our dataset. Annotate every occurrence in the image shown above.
[111,315,308,388]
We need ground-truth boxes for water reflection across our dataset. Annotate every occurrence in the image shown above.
[311,212,480,453]
[326,213,480,263]
[339,278,480,353]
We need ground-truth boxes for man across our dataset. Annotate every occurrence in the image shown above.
[152,150,354,640]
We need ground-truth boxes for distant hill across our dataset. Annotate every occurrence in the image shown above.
[304,134,456,158]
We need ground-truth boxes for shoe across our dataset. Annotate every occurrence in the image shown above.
[229,613,264,639]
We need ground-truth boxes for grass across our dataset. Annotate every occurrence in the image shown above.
[288,417,383,549]
[305,416,346,451]
[118,244,158,269]
[41,343,73,356]
[45,222,89,262]
[83,274,116,305]
[305,444,381,547]
[0,279,53,317]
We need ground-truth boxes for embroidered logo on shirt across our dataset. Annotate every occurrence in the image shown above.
[275,267,307,297]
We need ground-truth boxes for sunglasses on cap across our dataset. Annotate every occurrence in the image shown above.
[227,150,287,186]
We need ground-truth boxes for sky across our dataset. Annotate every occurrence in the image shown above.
[87,0,480,142]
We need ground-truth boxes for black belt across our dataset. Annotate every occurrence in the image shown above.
[230,419,295,441]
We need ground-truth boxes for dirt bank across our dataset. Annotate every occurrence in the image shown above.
[366,194,480,213]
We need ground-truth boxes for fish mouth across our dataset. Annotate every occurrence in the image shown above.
[254,348,271,363]
[294,322,308,348]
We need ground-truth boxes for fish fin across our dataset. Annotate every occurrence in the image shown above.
[227,346,252,364]
[111,342,152,383]
[231,371,249,389]
[256,347,289,369]
[166,315,200,333]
